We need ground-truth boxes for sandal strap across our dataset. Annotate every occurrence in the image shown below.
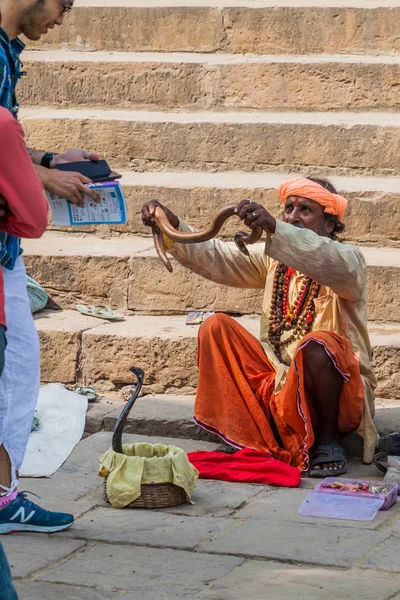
[311,440,346,469]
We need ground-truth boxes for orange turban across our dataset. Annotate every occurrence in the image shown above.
[278,177,348,222]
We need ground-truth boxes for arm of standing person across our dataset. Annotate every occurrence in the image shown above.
[0,109,48,238]
[28,148,101,206]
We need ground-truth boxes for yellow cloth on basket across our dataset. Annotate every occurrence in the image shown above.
[98,443,199,509]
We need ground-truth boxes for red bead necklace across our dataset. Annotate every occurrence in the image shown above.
[268,264,320,364]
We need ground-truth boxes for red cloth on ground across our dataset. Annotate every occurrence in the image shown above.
[188,448,301,487]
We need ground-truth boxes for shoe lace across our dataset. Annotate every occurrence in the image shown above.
[18,490,42,506]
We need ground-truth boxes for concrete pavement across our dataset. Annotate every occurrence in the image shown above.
[3,432,400,599]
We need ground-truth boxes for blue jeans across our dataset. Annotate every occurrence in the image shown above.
[0,542,18,599]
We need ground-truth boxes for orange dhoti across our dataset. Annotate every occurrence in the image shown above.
[194,313,364,472]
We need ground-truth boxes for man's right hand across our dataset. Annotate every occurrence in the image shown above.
[141,200,179,229]
[36,166,101,206]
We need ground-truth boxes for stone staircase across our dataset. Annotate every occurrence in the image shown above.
[17,0,400,436]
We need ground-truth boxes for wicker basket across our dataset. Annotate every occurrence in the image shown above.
[103,366,188,509]
[104,479,187,509]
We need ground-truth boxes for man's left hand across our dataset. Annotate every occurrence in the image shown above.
[235,200,276,234]
[50,148,100,167]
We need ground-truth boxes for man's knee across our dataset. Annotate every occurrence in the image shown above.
[300,337,332,369]
[198,312,234,341]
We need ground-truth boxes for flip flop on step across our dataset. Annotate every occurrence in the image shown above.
[76,304,125,321]
[74,386,98,402]
[309,439,348,478]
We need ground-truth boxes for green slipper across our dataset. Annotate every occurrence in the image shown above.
[73,386,98,402]
[76,304,124,321]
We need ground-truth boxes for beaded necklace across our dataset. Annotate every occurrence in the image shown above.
[268,264,320,364]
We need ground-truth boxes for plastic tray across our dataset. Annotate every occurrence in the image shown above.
[298,478,398,521]
[315,478,398,511]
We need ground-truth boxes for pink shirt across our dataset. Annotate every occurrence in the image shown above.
[0,107,48,327]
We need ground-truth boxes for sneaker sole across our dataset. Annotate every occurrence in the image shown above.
[0,522,74,534]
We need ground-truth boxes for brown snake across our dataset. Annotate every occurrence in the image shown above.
[152,205,263,272]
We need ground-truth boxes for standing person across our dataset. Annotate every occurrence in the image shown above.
[0,0,100,532]
[142,177,378,475]
[0,103,59,592]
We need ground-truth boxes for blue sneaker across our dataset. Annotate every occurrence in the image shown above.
[0,492,74,534]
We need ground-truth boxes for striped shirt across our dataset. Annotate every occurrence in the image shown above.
[0,27,26,269]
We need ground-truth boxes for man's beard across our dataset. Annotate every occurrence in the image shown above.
[19,1,46,41]
[290,220,327,236]
[291,222,306,229]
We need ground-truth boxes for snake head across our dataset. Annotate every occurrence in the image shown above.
[129,366,145,385]
[234,232,250,256]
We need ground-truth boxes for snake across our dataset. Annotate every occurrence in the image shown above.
[112,366,144,454]
[152,205,263,272]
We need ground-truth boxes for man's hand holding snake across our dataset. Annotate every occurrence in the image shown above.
[235,200,276,234]
[142,200,179,230]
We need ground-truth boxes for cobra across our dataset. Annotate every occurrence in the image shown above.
[152,205,263,272]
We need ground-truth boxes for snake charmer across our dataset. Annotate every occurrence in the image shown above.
[141,177,378,477]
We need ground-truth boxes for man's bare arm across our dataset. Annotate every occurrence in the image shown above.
[26,147,46,165]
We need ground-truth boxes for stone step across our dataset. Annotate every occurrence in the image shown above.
[35,310,400,400]
[26,2,400,55]
[100,394,400,451]
[20,108,400,176]
[23,232,400,322]
[47,170,400,247]
[19,50,400,112]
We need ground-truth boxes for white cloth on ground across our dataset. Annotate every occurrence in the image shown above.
[21,384,88,477]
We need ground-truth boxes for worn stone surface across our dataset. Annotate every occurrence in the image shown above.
[3,536,85,578]
[34,310,106,383]
[9,432,400,597]
[369,326,400,400]
[66,508,237,549]
[24,232,138,311]
[25,7,400,54]
[37,542,244,598]
[103,395,219,443]
[21,110,400,176]
[25,7,225,53]
[85,397,122,434]
[195,560,400,600]
[102,395,400,448]
[19,52,400,112]
[162,479,264,517]
[360,536,400,572]
[23,233,400,321]
[33,311,400,396]
[202,518,389,567]
[14,582,122,600]
[366,264,400,322]
[19,432,219,510]
[235,487,399,530]
[47,175,400,248]
[374,400,400,435]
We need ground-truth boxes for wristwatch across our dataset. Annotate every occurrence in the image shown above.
[40,152,56,169]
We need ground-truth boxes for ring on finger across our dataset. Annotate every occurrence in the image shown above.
[252,211,257,219]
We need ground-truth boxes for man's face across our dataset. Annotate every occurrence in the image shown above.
[19,0,73,41]
[283,195,334,237]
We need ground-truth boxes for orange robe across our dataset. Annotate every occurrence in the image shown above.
[194,313,364,472]
[168,218,378,464]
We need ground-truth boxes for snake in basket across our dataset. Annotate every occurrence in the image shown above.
[151,204,263,272]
